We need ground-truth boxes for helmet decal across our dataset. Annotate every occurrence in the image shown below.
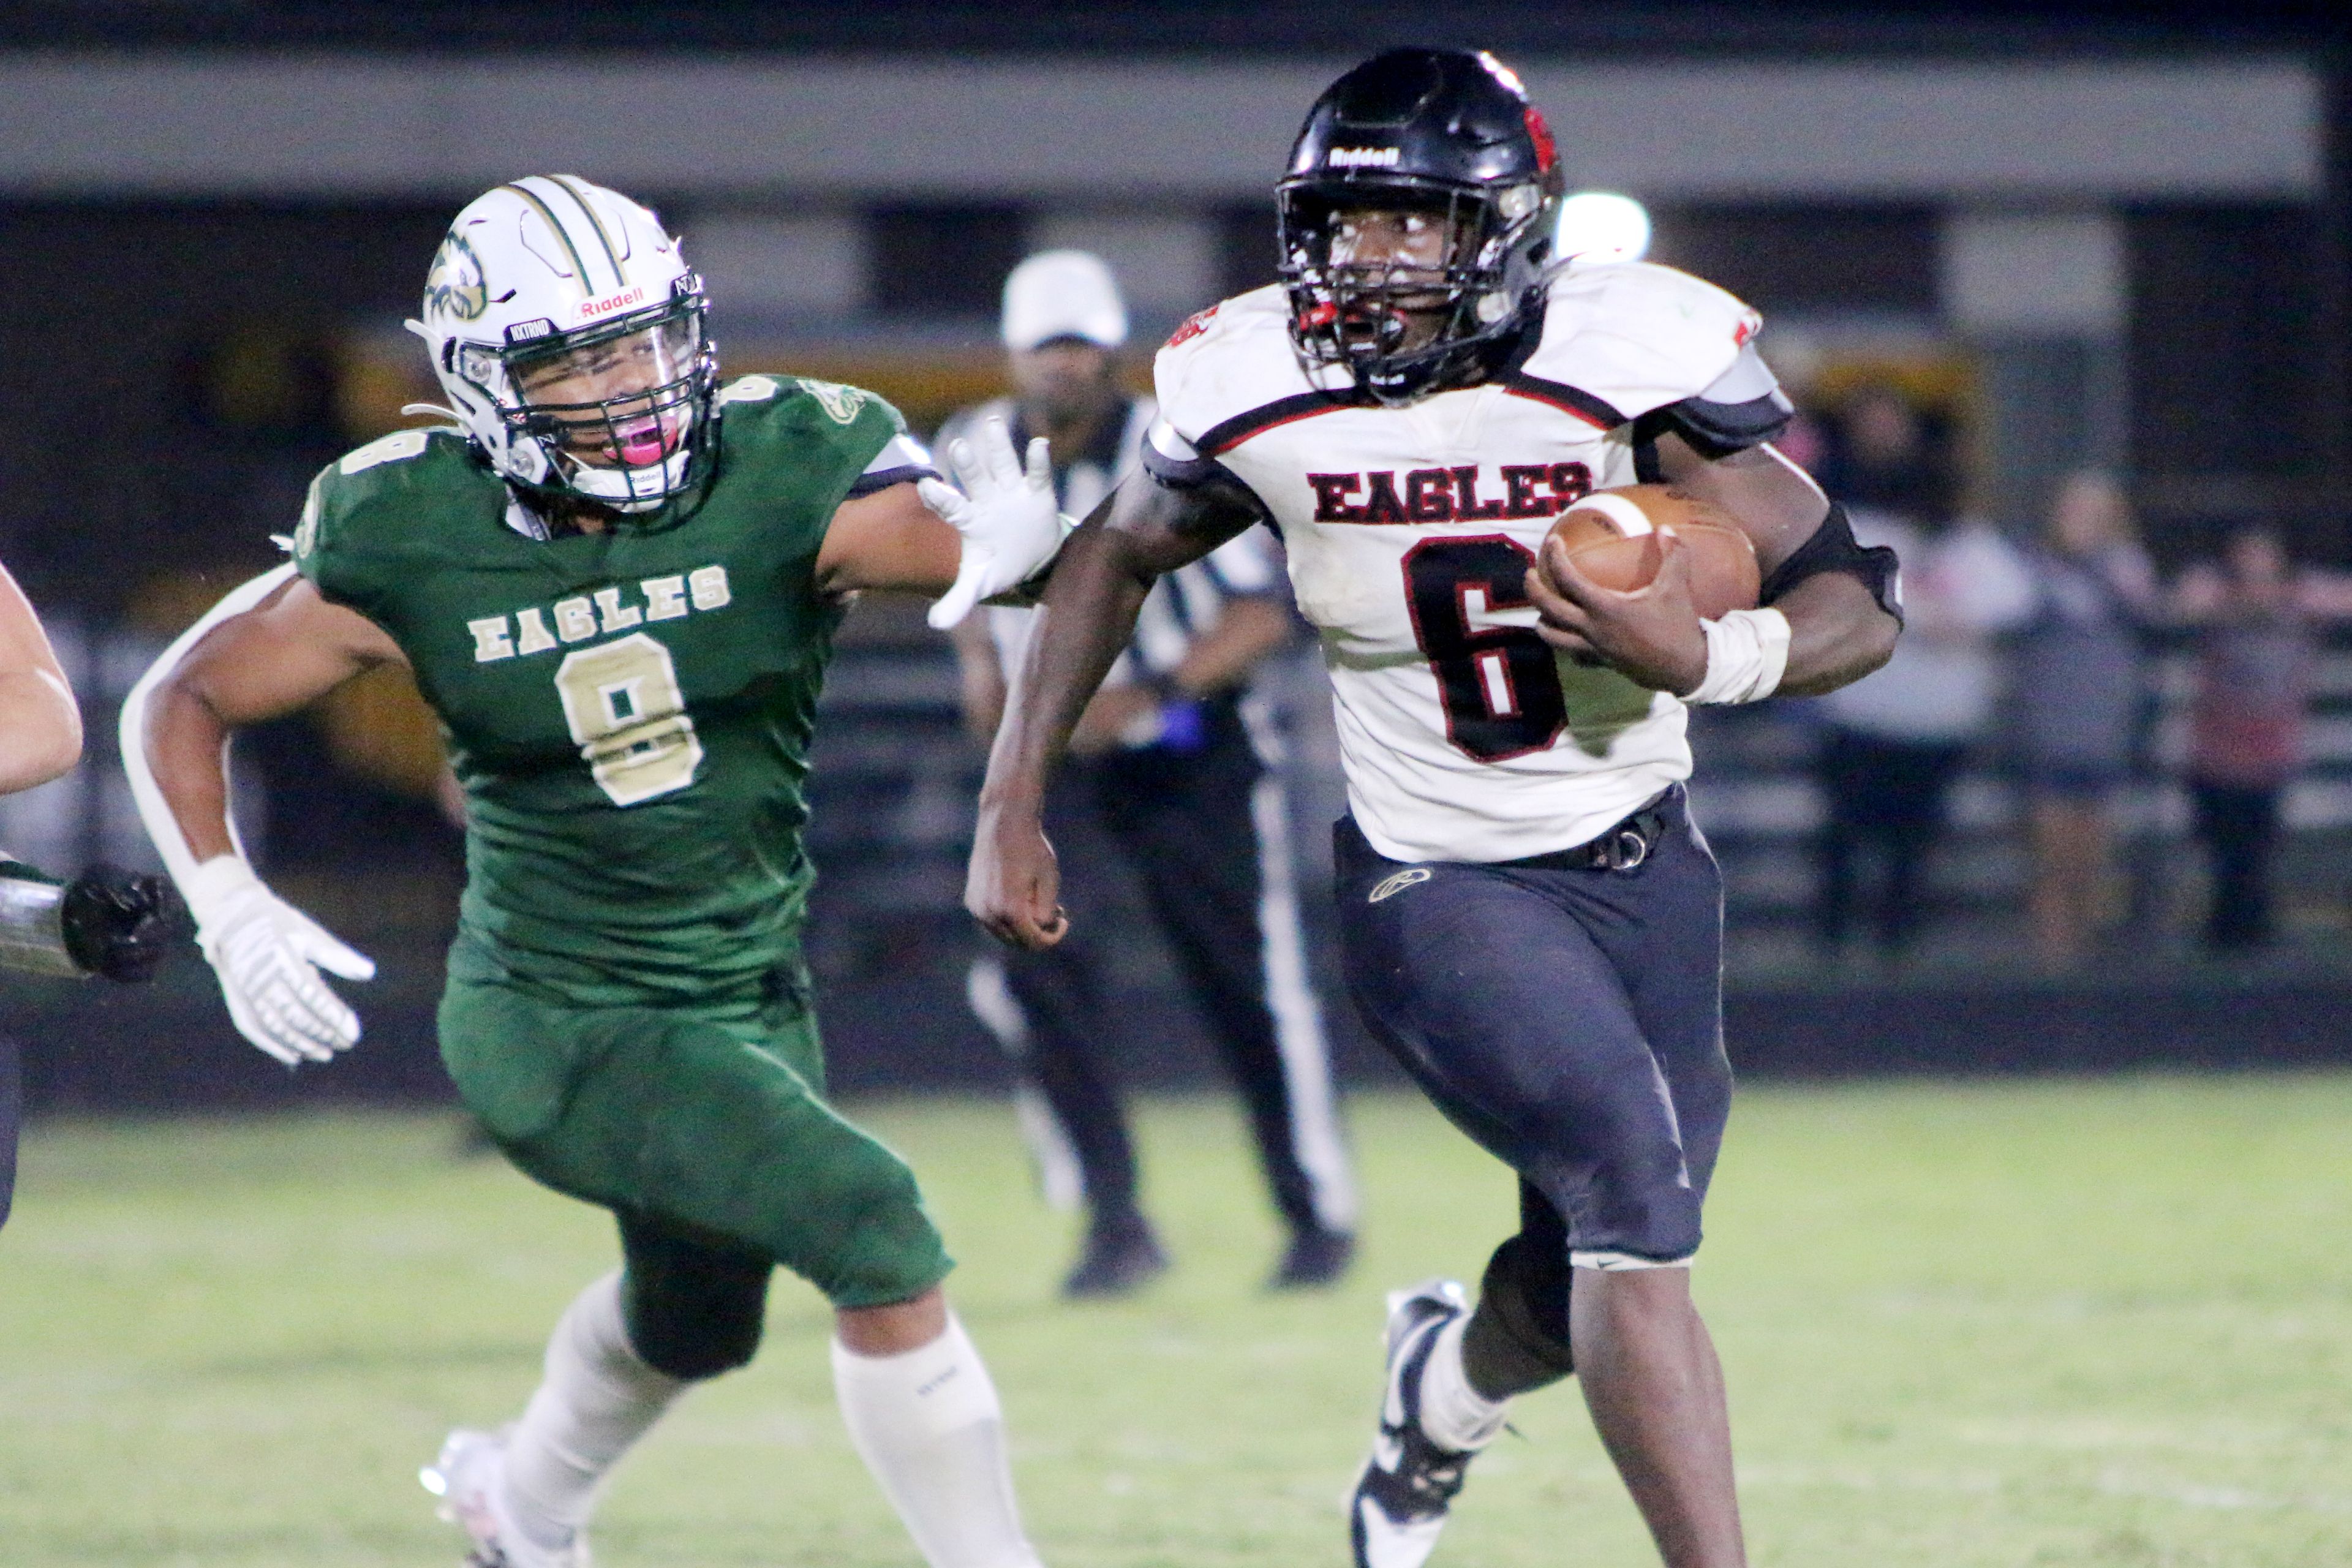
[423,232,488,322]
[1525,107,1559,176]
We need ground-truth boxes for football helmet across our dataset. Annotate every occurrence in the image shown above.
[1278,48,1566,404]
[407,175,716,516]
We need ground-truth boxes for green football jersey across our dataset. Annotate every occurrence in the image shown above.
[293,375,909,1007]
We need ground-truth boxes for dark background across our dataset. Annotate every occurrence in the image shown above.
[6,0,2351,1112]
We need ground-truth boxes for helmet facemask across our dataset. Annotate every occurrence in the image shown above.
[438,276,717,518]
[1280,178,1556,405]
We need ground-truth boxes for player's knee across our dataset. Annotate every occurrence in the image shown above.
[622,1261,771,1381]
[638,1314,763,1381]
[1577,1181,1703,1270]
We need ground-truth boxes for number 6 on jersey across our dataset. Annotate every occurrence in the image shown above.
[554,633,704,805]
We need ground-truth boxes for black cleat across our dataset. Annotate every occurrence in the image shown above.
[1270,1225,1356,1291]
[1349,1280,1475,1568]
[1060,1213,1169,1299]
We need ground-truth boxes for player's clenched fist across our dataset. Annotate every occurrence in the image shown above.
[1529,526,1711,696]
[965,802,1069,951]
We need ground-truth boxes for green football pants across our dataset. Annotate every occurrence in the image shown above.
[438,943,953,1377]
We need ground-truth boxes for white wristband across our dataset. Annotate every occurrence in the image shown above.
[1685,608,1792,705]
[181,853,265,935]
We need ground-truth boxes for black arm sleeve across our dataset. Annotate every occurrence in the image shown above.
[1140,442,1277,533]
[1758,500,1904,624]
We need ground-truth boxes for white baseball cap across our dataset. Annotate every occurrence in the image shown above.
[1001,249,1128,352]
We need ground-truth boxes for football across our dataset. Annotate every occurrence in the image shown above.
[1544,485,1762,620]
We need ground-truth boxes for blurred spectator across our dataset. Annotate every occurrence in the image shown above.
[2012,473,2157,968]
[1810,385,2035,958]
[2171,527,2352,953]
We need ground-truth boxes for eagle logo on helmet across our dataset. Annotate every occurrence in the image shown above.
[423,232,489,322]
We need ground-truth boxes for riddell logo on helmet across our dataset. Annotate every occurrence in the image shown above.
[1329,146,1402,168]
[573,285,648,323]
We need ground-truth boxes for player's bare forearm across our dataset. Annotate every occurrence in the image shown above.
[978,521,1155,815]
[0,671,81,794]
[146,674,241,862]
[145,579,403,861]
[1166,595,1294,698]
[981,472,1259,809]
[0,561,82,793]
[815,483,963,597]
[968,473,1257,948]
[1530,434,1894,695]
[1770,571,1897,695]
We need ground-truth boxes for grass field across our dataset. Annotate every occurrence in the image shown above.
[3,1076,2350,1567]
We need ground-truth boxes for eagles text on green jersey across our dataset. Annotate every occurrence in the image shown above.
[293,375,906,1006]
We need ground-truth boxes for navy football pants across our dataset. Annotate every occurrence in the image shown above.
[1334,788,1730,1267]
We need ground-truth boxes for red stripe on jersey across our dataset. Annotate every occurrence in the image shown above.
[1196,390,1366,457]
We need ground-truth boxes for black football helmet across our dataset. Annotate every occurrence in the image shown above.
[1277,48,1567,404]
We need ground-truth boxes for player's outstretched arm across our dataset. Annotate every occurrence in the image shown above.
[967,469,1264,950]
[123,568,404,1065]
[814,417,1067,627]
[1529,433,1899,698]
[0,559,82,795]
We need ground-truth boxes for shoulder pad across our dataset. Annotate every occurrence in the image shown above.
[1152,286,1333,456]
[294,427,484,594]
[1521,262,1763,426]
[714,374,905,511]
[719,375,905,457]
[784,375,910,435]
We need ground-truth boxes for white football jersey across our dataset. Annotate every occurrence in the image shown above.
[1147,262,1769,863]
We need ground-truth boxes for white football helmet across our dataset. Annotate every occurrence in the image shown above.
[407,175,717,515]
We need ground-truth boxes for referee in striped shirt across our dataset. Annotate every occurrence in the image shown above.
[945,251,1357,1297]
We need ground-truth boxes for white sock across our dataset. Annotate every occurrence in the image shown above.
[831,1314,1041,1568]
[502,1272,687,1547]
[1416,1314,1510,1454]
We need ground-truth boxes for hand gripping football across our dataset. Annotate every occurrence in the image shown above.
[1545,485,1761,621]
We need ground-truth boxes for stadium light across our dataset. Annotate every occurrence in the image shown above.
[1556,191,1651,265]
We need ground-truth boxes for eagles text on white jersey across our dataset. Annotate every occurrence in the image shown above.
[1147,263,1768,863]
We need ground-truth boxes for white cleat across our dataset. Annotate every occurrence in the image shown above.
[1348,1280,1476,1568]
[421,1427,590,1568]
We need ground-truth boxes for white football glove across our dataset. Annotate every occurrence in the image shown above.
[183,856,375,1066]
[919,416,1071,630]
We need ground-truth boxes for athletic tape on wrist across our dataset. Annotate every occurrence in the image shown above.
[1685,608,1792,706]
